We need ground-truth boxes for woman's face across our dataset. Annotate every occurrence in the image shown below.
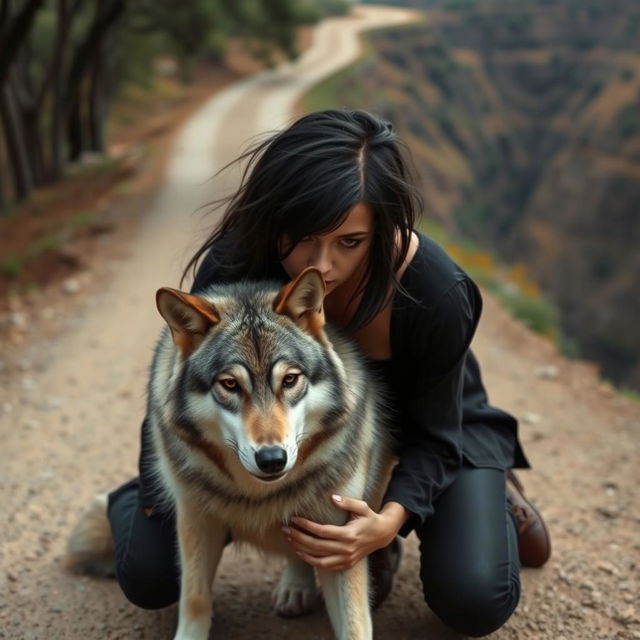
[280,202,374,296]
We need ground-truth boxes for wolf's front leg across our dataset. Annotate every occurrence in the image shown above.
[318,558,372,640]
[272,557,317,617]
[174,501,227,640]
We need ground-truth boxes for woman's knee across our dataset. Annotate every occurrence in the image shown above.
[108,486,180,609]
[422,567,521,637]
[114,543,180,609]
[116,567,179,610]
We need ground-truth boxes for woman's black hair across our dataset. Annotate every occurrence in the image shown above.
[182,108,423,333]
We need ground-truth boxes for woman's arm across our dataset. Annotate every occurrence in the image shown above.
[382,277,482,535]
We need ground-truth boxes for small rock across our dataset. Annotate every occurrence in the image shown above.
[596,506,621,519]
[596,560,619,575]
[62,278,81,295]
[9,311,28,331]
[34,396,63,411]
[557,569,573,585]
[535,364,559,380]
[522,412,542,425]
[614,605,637,625]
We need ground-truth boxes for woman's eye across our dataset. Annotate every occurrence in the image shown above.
[219,378,239,392]
[340,238,362,249]
[282,373,299,388]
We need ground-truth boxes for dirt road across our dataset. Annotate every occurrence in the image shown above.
[1,5,639,639]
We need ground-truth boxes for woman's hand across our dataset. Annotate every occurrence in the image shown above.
[282,494,408,571]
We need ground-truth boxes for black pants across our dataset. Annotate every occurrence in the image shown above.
[107,466,520,638]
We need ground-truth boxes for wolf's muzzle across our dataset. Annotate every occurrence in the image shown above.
[255,446,287,476]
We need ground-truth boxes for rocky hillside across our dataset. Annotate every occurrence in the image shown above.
[322,0,640,389]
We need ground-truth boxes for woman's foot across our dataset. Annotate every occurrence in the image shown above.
[506,470,551,568]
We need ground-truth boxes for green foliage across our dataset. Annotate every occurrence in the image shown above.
[625,14,640,38]
[506,12,532,37]
[489,282,560,338]
[1,257,23,278]
[620,67,635,82]
[454,199,495,239]
[572,34,596,51]
[444,0,477,10]
[617,386,640,401]
[586,80,604,100]
[314,0,351,16]
[616,103,640,138]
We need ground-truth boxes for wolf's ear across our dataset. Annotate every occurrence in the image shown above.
[156,288,220,356]
[273,267,326,336]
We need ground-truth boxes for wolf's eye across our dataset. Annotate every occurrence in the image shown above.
[282,373,300,388]
[219,378,239,392]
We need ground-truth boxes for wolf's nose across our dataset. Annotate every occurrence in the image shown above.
[255,446,287,474]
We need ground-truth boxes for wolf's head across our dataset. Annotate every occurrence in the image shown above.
[155,268,353,487]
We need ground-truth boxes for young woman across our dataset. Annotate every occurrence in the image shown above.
[101,109,551,637]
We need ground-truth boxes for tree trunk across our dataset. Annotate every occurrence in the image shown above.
[64,0,125,160]
[0,0,44,88]
[88,40,106,152]
[0,83,33,201]
[44,0,84,179]
[67,91,84,161]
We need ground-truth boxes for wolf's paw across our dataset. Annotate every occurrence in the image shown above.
[66,492,115,577]
[272,561,318,617]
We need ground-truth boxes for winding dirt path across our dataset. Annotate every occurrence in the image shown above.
[1,5,639,640]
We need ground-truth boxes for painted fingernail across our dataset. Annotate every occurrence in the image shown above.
[332,494,342,502]
[282,526,291,535]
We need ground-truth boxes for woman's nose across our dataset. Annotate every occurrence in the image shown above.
[309,246,332,274]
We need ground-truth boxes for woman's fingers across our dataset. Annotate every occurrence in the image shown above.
[289,517,353,541]
[283,525,349,555]
[295,550,358,571]
[330,494,371,516]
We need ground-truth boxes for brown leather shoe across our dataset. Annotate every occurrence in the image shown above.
[368,536,402,609]
[506,470,551,568]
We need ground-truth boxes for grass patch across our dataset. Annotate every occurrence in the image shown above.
[417,217,564,345]
[301,18,428,113]
[0,211,98,279]
[618,386,640,402]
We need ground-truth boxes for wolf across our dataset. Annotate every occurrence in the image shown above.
[67,267,392,640]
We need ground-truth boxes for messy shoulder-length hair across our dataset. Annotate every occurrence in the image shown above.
[182,108,423,333]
